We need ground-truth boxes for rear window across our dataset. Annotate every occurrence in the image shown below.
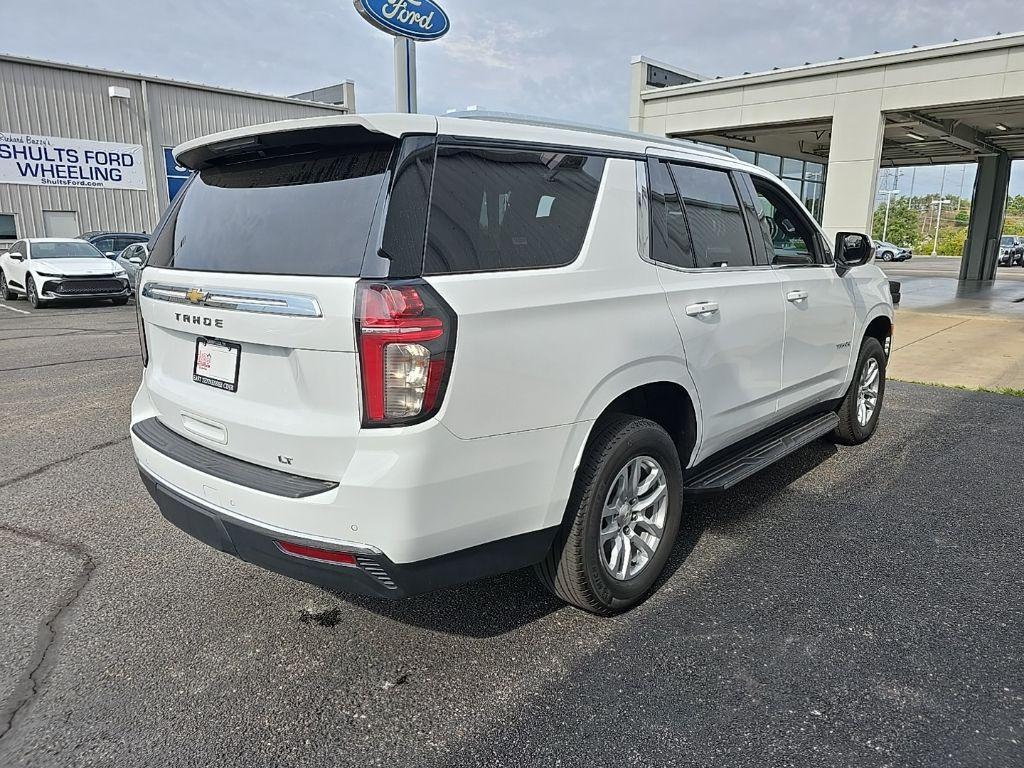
[424,146,605,275]
[147,146,393,276]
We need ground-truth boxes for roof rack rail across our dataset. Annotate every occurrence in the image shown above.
[445,110,735,159]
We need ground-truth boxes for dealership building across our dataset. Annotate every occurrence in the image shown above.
[0,53,356,249]
[630,32,1024,281]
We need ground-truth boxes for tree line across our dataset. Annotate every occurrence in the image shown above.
[873,193,1024,256]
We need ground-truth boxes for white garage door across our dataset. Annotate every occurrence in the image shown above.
[42,210,79,238]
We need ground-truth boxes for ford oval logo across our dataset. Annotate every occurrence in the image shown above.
[354,0,450,42]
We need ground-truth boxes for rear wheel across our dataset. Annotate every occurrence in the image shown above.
[535,415,682,615]
[881,251,894,262]
[1,271,15,301]
[833,337,886,445]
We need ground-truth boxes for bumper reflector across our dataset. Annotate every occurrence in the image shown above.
[275,540,358,566]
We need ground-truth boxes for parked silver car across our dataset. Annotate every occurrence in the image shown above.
[115,242,148,294]
[873,240,912,262]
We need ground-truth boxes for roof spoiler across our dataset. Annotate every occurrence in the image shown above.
[174,114,437,170]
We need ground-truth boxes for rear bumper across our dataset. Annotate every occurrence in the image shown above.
[139,466,556,598]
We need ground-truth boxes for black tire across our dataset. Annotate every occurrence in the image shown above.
[881,251,894,262]
[535,415,683,615]
[833,337,886,445]
[0,270,16,301]
[111,296,129,306]
[26,275,46,308]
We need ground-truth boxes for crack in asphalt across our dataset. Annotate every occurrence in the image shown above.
[0,526,97,750]
[0,330,136,342]
[0,308,132,320]
[0,437,130,491]
[0,354,139,373]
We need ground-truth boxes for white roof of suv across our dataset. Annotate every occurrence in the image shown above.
[173,112,742,172]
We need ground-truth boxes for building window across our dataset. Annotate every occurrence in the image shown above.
[756,154,782,176]
[782,158,804,179]
[0,214,16,240]
[731,148,756,165]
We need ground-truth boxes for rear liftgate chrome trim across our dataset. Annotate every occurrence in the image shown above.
[141,282,322,318]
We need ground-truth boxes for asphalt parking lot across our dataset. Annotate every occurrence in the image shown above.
[0,298,1022,768]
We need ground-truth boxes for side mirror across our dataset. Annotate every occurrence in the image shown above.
[8,252,24,261]
[128,257,143,266]
[835,232,874,274]
[105,252,118,259]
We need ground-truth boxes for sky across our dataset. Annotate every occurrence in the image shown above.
[5,0,1024,195]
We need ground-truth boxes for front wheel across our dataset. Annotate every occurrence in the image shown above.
[535,415,683,615]
[1,271,15,301]
[833,337,886,445]
[26,275,46,309]
[111,296,129,306]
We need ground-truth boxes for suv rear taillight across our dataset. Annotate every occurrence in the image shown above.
[356,280,456,427]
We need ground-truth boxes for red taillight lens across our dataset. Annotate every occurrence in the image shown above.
[275,540,358,566]
[356,280,456,427]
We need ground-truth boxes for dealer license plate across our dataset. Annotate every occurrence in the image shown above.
[193,338,241,392]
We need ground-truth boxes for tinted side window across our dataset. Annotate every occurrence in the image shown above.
[751,177,823,266]
[114,236,145,252]
[424,146,605,274]
[93,237,115,254]
[647,159,694,268]
[670,164,754,268]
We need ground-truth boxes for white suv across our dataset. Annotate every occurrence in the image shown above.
[130,113,893,614]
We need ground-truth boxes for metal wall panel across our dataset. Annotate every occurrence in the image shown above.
[0,58,153,239]
[147,83,339,211]
[0,57,345,245]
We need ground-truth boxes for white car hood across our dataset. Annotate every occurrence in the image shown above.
[32,258,120,276]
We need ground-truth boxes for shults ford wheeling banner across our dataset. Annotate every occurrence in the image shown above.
[0,131,147,190]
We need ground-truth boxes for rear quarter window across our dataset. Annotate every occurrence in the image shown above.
[424,146,605,275]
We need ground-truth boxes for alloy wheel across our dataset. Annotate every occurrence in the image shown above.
[600,455,669,581]
[857,358,880,426]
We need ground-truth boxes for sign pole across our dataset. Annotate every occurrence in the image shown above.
[394,37,417,113]
[353,0,448,112]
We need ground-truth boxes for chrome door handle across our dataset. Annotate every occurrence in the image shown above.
[787,290,809,303]
[685,301,720,317]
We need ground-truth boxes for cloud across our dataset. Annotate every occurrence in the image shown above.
[3,0,1022,133]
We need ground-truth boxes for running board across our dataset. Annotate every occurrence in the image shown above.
[684,412,839,494]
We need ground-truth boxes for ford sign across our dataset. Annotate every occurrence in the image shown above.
[354,0,450,42]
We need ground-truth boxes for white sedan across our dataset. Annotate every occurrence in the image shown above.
[1,238,131,308]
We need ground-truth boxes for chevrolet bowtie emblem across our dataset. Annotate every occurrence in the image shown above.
[185,288,208,304]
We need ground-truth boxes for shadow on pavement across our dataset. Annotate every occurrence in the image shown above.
[334,438,839,639]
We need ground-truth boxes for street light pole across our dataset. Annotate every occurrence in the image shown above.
[880,189,900,241]
[931,199,950,256]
